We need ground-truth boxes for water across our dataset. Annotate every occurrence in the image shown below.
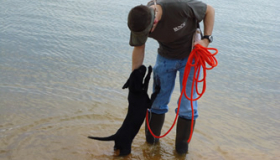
[0,0,279,159]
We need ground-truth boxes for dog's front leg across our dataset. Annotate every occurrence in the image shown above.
[148,84,161,108]
[143,66,152,92]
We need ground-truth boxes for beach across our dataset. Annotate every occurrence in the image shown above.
[0,0,279,159]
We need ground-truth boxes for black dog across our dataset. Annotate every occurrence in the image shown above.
[88,65,160,156]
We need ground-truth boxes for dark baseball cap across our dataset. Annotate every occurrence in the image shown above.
[127,5,155,46]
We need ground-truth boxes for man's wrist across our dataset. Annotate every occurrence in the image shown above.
[202,35,213,43]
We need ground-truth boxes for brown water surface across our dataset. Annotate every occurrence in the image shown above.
[1,0,279,159]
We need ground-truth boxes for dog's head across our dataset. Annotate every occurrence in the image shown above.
[122,65,148,92]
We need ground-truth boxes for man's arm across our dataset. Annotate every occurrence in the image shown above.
[196,4,215,47]
[132,44,145,70]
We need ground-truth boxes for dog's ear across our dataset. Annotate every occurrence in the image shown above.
[122,78,130,89]
[123,65,147,91]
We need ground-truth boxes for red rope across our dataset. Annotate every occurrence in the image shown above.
[146,44,218,142]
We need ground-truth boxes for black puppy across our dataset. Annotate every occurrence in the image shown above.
[88,65,160,156]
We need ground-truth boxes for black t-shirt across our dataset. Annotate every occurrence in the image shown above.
[147,0,207,59]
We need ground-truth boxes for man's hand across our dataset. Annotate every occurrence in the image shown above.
[195,39,210,48]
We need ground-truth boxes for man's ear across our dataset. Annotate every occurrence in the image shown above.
[122,78,130,89]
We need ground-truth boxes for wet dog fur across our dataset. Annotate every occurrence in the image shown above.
[88,65,160,156]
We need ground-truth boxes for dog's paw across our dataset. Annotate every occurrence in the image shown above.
[155,84,161,94]
[119,148,131,156]
[148,65,152,73]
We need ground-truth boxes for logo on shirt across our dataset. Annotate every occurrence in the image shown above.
[173,22,186,32]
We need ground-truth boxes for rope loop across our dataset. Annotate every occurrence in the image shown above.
[146,44,218,141]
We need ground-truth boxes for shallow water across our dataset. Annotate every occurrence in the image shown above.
[0,0,279,159]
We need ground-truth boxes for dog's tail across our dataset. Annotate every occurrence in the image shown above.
[88,134,115,141]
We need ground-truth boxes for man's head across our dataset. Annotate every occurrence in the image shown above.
[127,5,155,46]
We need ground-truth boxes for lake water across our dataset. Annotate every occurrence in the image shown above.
[0,0,279,159]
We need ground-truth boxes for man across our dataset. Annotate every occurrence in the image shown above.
[127,0,215,154]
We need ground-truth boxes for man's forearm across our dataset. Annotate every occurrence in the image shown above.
[203,5,215,36]
[132,45,145,71]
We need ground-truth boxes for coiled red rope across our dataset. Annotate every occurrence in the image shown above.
[146,44,218,142]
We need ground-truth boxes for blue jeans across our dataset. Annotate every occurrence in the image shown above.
[151,54,199,120]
